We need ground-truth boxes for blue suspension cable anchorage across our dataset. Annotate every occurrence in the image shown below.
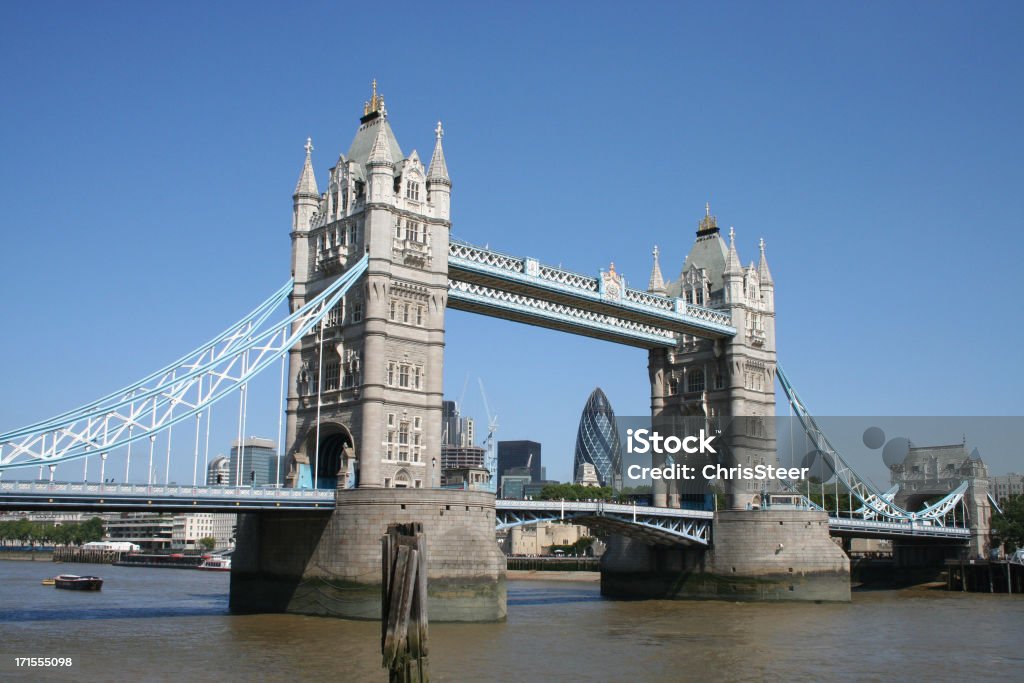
[777,364,968,524]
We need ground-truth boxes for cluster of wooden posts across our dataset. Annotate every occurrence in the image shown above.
[52,547,123,564]
[381,523,429,683]
[946,558,1022,593]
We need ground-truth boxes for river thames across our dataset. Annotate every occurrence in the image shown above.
[2,561,1022,682]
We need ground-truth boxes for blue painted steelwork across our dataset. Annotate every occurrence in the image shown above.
[778,365,969,524]
[494,499,971,543]
[0,256,369,472]
[0,280,293,442]
[0,480,335,512]
[448,280,678,347]
[447,239,736,344]
[495,499,712,546]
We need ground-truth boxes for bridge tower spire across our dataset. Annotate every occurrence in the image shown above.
[293,137,320,232]
[291,138,321,288]
[647,245,666,295]
[427,120,451,221]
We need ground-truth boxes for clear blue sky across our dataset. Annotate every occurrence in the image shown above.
[1,2,1022,484]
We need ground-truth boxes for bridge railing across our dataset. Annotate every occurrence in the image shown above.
[828,516,972,537]
[496,499,714,519]
[0,480,336,501]
[449,239,733,330]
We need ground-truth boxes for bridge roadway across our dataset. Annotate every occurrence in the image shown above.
[0,482,971,543]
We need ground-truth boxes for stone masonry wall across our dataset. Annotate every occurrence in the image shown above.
[231,488,506,622]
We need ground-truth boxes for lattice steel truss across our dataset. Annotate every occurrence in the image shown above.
[447,239,736,344]
[0,256,369,472]
[495,500,712,546]
[448,279,677,347]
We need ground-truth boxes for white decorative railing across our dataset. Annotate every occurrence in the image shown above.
[623,288,674,310]
[537,264,598,292]
[685,304,732,326]
[448,280,675,344]
[496,498,714,519]
[449,239,734,334]
[0,480,335,500]
[449,241,524,273]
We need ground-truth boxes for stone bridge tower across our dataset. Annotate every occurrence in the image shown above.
[285,82,451,490]
[646,206,778,510]
[232,85,505,622]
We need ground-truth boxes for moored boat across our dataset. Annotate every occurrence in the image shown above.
[41,577,55,586]
[196,557,231,572]
[54,574,103,591]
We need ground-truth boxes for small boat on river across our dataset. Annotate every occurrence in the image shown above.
[196,557,231,572]
[54,574,103,591]
[41,577,55,586]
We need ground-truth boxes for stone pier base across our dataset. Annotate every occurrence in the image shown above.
[601,510,850,602]
[230,488,506,621]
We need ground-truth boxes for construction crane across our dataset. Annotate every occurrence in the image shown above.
[478,378,499,493]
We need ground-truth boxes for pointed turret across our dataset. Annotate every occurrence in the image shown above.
[724,226,742,276]
[367,125,394,167]
[723,226,744,304]
[647,245,666,295]
[294,137,319,199]
[292,137,320,232]
[757,238,774,284]
[427,121,450,182]
[427,121,451,221]
[366,123,394,204]
[758,237,775,311]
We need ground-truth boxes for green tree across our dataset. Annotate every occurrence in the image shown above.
[12,518,32,545]
[199,537,217,551]
[992,495,1024,551]
[80,517,105,544]
[537,483,612,501]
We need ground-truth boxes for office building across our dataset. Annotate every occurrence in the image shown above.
[497,440,542,494]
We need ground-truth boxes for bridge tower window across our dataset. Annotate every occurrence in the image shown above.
[405,181,420,201]
[687,370,705,393]
[324,361,340,391]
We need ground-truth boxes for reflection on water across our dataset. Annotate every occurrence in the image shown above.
[2,560,1023,682]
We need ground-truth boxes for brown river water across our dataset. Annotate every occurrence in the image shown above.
[1,560,1022,682]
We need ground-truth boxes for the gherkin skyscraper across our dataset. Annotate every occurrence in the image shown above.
[573,387,623,490]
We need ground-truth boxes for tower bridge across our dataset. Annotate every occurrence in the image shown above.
[0,84,987,618]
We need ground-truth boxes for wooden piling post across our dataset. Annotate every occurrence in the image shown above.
[381,523,429,683]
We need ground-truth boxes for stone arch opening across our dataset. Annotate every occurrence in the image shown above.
[302,423,356,489]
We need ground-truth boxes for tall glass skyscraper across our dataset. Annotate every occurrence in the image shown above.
[573,388,623,490]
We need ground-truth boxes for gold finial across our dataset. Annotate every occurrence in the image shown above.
[699,203,718,232]
[363,79,384,116]
[609,261,617,276]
